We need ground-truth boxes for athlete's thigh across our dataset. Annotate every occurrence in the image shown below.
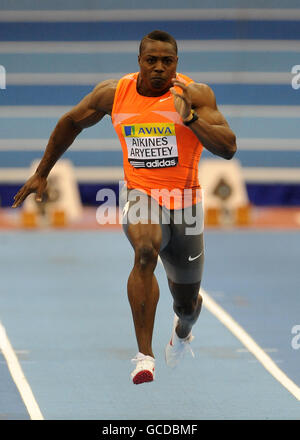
[159,202,205,284]
[120,186,170,251]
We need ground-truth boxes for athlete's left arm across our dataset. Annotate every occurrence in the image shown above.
[171,79,237,160]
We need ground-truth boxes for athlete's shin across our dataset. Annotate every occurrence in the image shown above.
[127,263,160,358]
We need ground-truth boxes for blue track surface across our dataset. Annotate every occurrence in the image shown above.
[0,229,299,420]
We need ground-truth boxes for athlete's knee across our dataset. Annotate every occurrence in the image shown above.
[174,303,197,321]
[134,243,158,271]
[173,292,202,321]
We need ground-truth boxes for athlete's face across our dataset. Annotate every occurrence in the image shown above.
[138,40,178,96]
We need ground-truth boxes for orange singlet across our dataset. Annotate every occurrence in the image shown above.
[111,72,204,209]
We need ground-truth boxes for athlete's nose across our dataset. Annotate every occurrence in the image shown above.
[154,60,164,73]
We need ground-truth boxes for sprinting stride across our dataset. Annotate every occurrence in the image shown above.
[13,30,237,385]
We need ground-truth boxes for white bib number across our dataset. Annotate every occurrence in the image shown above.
[122,122,178,169]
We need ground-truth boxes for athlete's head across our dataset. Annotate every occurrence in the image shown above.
[137,30,178,96]
[139,30,178,56]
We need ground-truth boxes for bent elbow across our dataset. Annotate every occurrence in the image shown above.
[224,138,237,160]
[225,147,237,160]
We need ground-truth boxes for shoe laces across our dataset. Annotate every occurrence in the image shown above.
[173,334,195,358]
[131,352,155,365]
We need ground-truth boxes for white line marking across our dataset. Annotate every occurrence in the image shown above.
[184,72,293,85]
[242,167,300,183]
[5,71,293,85]
[201,288,300,401]
[0,321,44,420]
[1,138,300,152]
[6,72,124,85]
[0,138,121,151]
[2,105,300,118]
[237,139,300,151]
[219,106,300,118]
[1,9,300,21]
[0,40,299,53]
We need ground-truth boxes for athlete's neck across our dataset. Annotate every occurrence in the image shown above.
[136,74,170,97]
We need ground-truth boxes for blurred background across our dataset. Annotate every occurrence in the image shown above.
[0,0,299,229]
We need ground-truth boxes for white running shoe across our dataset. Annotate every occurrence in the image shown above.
[130,352,155,384]
[165,314,195,368]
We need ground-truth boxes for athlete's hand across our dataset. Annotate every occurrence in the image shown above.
[12,173,47,208]
[170,78,192,121]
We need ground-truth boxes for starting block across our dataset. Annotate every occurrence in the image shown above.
[50,209,67,227]
[235,204,251,226]
[204,204,252,227]
[205,207,220,226]
[21,211,38,228]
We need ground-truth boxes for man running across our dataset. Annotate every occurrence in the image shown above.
[12,30,237,385]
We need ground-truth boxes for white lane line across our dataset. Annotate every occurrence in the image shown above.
[2,105,300,118]
[5,72,293,85]
[6,72,124,85]
[0,321,44,420]
[0,138,121,151]
[1,9,300,21]
[201,288,300,401]
[0,40,299,53]
[1,138,300,151]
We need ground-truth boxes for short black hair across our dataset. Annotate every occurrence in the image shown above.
[139,30,178,56]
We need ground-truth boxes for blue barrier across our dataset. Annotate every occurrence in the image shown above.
[0,84,298,106]
[1,21,300,41]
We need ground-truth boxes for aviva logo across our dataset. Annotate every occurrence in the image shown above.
[122,123,175,138]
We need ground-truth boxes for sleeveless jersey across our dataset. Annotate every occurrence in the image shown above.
[111,72,203,209]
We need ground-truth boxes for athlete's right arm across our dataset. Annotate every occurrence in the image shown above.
[12,79,118,208]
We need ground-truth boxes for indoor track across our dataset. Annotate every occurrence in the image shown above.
[0,227,299,420]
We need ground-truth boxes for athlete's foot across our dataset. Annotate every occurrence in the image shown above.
[165,314,195,368]
[131,352,155,384]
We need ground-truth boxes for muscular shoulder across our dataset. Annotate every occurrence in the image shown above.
[89,79,119,114]
[188,82,217,110]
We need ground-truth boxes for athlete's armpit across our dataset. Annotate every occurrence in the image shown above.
[89,79,119,115]
[65,79,118,130]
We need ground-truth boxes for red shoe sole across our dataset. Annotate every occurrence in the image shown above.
[132,370,154,385]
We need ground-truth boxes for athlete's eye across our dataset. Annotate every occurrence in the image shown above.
[147,58,156,64]
[164,58,173,65]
